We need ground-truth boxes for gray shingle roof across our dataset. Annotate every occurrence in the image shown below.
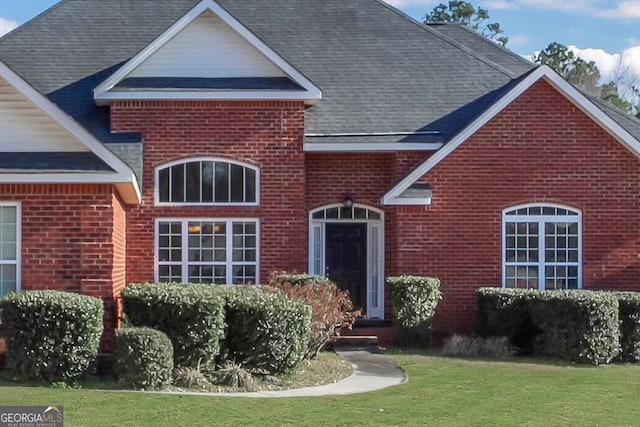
[427,23,535,77]
[0,0,534,143]
[0,0,637,156]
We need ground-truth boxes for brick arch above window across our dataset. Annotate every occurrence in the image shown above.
[155,157,259,206]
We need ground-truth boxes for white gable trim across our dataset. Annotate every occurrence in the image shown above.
[0,61,141,204]
[94,0,322,104]
[383,65,640,205]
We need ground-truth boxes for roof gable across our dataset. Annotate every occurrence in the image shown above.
[383,65,640,205]
[0,76,88,152]
[0,60,141,204]
[94,0,322,104]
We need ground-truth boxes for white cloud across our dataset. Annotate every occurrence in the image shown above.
[0,16,17,36]
[570,45,640,102]
[473,0,640,18]
[602,0,640,18]
[506,34,531,47]
[483,0,518,9]
[384,0,435,8]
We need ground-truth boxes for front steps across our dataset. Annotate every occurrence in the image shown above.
[336,320,398,347]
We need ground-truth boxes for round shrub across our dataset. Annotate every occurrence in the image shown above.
[530,290,620,365]
[222,290,311,374]
[0,290,103,381]
[121,283,226,369]
[387,275,442,347]
[112,327,173,389]
[616,292,640,362]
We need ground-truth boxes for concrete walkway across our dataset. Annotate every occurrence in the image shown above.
[152,346,407,398]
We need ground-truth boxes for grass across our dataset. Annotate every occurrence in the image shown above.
[0,350,638,426]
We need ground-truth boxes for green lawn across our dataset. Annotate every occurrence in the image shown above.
[1,351,638,426]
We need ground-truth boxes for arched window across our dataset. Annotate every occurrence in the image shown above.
[502,204,581,290]
[156,158,258,205]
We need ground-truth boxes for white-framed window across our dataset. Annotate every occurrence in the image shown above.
[155,218,258,285]
[502,204,581,290]
[0,202,20,297]
[155,158,258,206]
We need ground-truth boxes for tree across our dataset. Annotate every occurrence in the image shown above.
[424,1,508,46]
[535,42,640,118]
[534,42,601,96]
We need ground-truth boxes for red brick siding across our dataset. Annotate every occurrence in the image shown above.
[110,100,308,283]
[395,80,640,334]
[0,184,123,350]
[305,152,428,318]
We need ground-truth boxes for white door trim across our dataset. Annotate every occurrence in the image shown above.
[308,204,385,319]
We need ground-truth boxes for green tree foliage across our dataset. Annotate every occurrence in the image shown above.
[534,42,601,95]
[424,1,508,46]
[535,42,640,118]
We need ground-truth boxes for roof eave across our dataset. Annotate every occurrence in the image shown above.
[0,172,141,204]
[382,65,640,205]
[94,89,322,106]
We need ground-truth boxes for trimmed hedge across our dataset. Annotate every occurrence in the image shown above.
[476,287,626,365]
[530,290,620,365]
[267,273,361,358]
[476,287,540,352]
[387,275,442,347]
[0,290,103,381]
[121,283,225,369]
[222,289,311,374]
[112,327,173,389]
[617,292,640,362]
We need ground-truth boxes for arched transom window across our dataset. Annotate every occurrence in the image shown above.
[502,204,582,290]
[156,158,258,205]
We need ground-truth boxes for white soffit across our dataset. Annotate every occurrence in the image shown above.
[0,61,141,204]
[94,0,322,103]
[0,77,88,152]
[382,65,640,205]
[129,10,285,79]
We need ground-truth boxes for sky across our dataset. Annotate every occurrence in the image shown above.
[0,0,639,95]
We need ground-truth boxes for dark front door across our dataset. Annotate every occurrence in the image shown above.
[325,223,367,312]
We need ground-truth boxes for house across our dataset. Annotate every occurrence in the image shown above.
[1,0,640,349]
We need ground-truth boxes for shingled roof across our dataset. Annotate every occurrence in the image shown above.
[0,0,537,144]
[1,0,638,153]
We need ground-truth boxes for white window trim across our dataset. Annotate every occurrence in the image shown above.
[0,202,21,295]
[154,217,260,285]
[154,157,260,207]
[502,203,582,290]
[308,203,385,319]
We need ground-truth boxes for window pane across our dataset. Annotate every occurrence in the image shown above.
[245,168,256,203]
[369,211,381,220]
[186,162,201,202]
[201,161,214,203]
[0,264,16,296]
[214,163,229,202]
[170,164,185,202]
[158,265,182,283]
[232,265,256,285]
[230,164,244,202]
[159,168,170,202]
[324,207,338,219]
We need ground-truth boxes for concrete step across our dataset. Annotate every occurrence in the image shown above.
[334,335,379,347]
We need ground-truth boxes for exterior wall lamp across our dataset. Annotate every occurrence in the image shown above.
[343,194,354,208]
